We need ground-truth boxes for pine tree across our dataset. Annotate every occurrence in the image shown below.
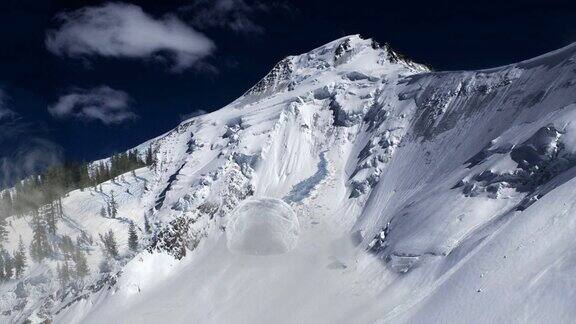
[98,259,112,273]
[57,260,70,285]
[109,191,118,218]
[144,213,151,234]
[73,249,89,279]
[0,253,5,281]
[13,237,26,278]
[99,206,107,218]
[45,203,57,235]
[128,222,138,252]
[0,191,13,217]
[145,146,154,166]
[0,217,8,243]
[56,263,61,281]
[2,250,14,279]
[107,230,119,258]
[59,235,75,259]
[30,211,52,262]
[78,163,91,188]
[57,198,64,218]
[99,230,118,259]
[76,230,93,247]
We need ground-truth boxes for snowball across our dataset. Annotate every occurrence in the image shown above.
[226,198,299,255]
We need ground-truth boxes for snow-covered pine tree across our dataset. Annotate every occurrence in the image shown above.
[13,237,26,278]
[1,250,14,279]
[144,213,151,234]
[57,198,64,218]
[109,191,118,218]
[57,261,70,285]
[128,222,138,252]
[73,248,89,279]
[0,253,5,281]
[76,230,93,247]
[99,230,118,259]
[0,217,8,243]
[0,191,13,218]
[44,203,57,235]
[148,216,193,260]
[30,211,52,262]
[59,235,75,259]
[145,146,154,166]
[98,259,111,273]
[78,163,91,189]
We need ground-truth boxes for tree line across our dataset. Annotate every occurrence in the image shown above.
[0,146,155,284]
[0,147,155,218]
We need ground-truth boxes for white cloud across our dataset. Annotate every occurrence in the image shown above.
[46,2,215,71]
[48,86,136,125]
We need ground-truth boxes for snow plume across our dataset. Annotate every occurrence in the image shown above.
[0,118,62,189]
[0,89,14,120]
[179,109,208,121]
[183,0,290,34]
[46,2,215,71]
[48,86,136,125]
[0,91,60,189]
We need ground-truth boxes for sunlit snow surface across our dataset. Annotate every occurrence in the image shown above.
[6,35,576,323]
[226,198,299,255]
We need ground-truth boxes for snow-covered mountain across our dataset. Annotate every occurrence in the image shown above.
[3,34,576,323]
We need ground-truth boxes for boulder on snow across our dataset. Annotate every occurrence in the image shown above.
[226,198,299,256]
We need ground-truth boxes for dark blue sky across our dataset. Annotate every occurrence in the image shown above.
[0,0,575,175]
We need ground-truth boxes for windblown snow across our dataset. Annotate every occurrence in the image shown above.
[4,35,576,323]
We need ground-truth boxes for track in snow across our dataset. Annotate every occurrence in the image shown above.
[284,151,329,203]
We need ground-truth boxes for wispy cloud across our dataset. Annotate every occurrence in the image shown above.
[183,0,290,35]
[48,86,136,125]
[0,89,15,121]
[0,118,63,188]
[46,2,215,71]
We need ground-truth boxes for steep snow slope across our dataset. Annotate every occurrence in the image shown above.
[0,167,155,322]
[5,35,576,323]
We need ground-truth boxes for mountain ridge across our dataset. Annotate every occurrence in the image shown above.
[2,35,576,323]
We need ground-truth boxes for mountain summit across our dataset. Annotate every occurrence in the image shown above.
[242,35,429,99]
[3,35,576,323]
